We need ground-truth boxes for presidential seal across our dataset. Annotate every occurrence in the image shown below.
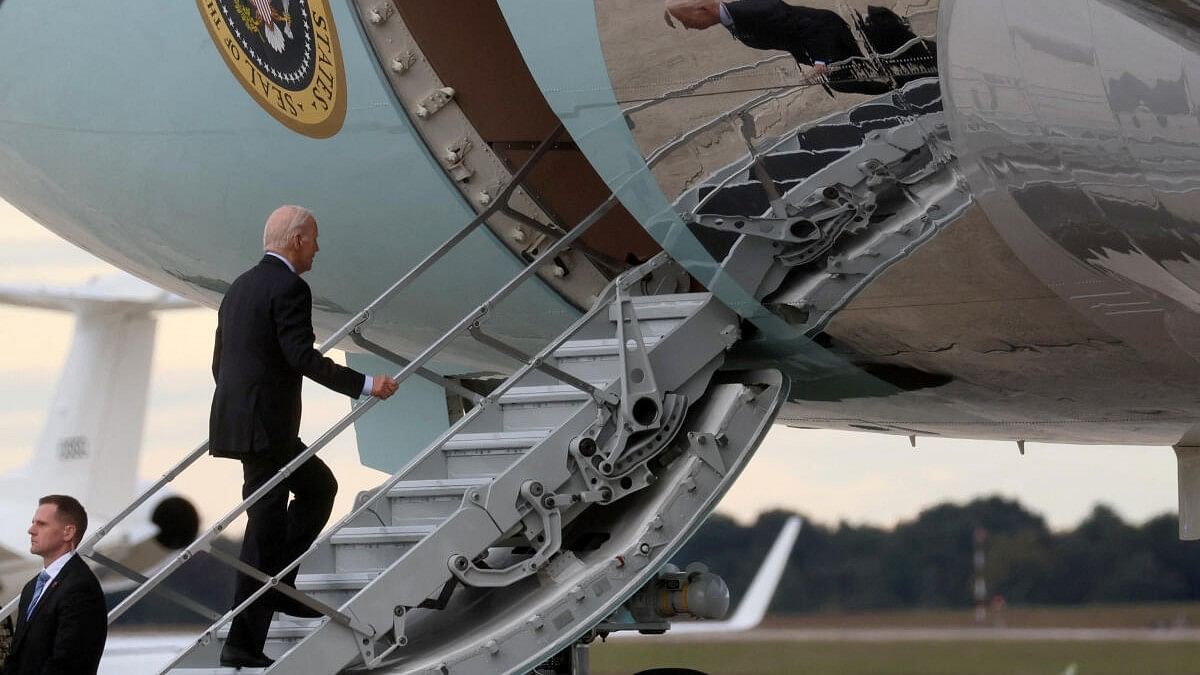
[197,0,347,138]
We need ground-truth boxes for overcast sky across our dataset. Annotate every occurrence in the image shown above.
[0,198,1181,534]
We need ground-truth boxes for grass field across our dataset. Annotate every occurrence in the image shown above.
[590,640,1200,675]
[587,604,1200,674]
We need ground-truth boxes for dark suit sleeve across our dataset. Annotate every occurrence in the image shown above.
[273,278,366,399]
[724,1,862,66]
[41,583,107,675]
[212,324,222,383]
[803,13,861,64]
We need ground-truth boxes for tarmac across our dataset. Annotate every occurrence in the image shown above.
[654,627,1200,642]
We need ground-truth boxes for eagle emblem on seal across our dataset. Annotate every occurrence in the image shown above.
[238,0,295,52]
[196,0,347,138]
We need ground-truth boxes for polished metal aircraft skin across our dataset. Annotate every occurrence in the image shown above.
[0,0,1198,451]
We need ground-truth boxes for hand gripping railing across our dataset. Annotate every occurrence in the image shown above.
[155,211,666,675]
[0,124,571,629]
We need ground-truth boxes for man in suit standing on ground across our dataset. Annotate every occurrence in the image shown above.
[210,205,398,668]
[1,495,107,675]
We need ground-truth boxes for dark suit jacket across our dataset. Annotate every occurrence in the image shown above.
[723,0,863,67]
[209,255,366,459]
[1,555,107,675]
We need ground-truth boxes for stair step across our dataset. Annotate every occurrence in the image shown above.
[553,335,662,359]
[442,429,551,450]
[295,571,378,589]
[332,524,435,545]
[216,618,323,642]
[497,385,593,430]
[383,478,491,524]
[442,430,549,478]
[331,525,436,572]
[386,477,491,498]
[544,336,663,385]
[608,293,708,324]
[168,662,261,667]
[294,571,378,607]
[497,385,592,406]
[176,623,313,672]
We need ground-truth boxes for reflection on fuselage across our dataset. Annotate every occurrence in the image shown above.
[945,0,1200,363]
[600,0,940,206]
[595,0,945,336]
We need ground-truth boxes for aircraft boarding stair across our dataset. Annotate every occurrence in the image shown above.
[163,255,785,674]
[0,129,787,675]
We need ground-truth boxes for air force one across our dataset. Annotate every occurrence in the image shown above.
[0,0,1198,672]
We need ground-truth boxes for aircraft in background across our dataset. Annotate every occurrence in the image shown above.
[2,0,1199,672]
[0,274,200,598]
[609,516,804,638]
[666,517,803,635]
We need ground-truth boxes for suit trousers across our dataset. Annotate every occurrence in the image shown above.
[226,450,337,654]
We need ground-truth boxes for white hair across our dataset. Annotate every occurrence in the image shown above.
[263,205,316,251]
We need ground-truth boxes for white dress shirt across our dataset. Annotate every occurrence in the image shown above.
[40,550,73,585]
[26,551,72,617]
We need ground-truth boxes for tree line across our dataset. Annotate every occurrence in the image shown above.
[672,497,1200,613]
[114,496,1200,625]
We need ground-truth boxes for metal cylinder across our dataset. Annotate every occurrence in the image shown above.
[626,564,731,622]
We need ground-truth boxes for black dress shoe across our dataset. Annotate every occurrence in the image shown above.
[219,643,275,668]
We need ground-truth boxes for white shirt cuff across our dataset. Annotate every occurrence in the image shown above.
[362,375,374,396]
[718,3,733,27]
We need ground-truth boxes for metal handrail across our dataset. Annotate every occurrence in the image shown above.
[688,91,851,217]
[645,86,794,170]
[155,212,660,675]
[640,46,897,169]
[0,125,570,629]
[621,54,793,118]
[348,332,485,405]
[870,35,938,63]
[641,54,896,165]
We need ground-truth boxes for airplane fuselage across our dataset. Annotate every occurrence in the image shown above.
[0,0,1198,446]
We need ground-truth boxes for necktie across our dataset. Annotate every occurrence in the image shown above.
[25,571,50,620]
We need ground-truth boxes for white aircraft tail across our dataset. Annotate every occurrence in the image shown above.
[668,515,802,634]
[0,275,191,522]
